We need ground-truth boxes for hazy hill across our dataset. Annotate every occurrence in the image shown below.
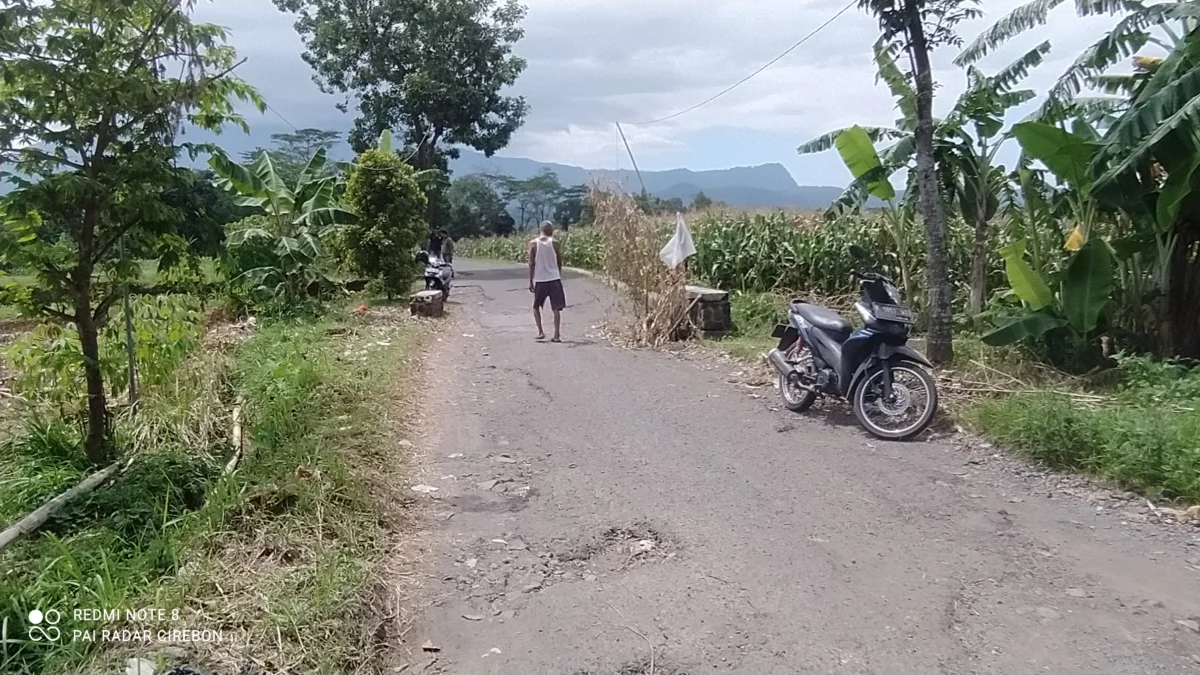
[449,149,855,209]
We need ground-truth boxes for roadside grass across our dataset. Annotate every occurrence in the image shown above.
[972,355,1200,502]
[0,307,426,674]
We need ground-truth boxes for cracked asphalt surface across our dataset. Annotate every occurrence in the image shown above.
[401,259,1200,674]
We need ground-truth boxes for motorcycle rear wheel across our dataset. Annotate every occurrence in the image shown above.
[778,345,817,412]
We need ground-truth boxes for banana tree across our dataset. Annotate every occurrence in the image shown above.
[982,237,1115,367]
[957,0,1199,114]
[210,147,356,304]
[940,41,1052,318]
[830,125,918,307]
[802,40,1052,319]
[1085,19,1200,357]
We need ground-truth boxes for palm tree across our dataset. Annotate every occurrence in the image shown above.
[841,0,982,365]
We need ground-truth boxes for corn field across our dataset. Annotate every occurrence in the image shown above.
[458,212,986,301]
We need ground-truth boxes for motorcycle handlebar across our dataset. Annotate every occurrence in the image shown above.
[855,271,892,284]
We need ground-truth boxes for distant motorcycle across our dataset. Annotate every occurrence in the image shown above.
[417,251,453,299]
[765,249,938,440]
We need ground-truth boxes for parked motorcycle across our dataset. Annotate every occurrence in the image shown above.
[416,251,453,299]
[765,257,938,440]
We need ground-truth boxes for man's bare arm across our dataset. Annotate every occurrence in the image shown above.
[554,240,563,271]
[528,241,537,291]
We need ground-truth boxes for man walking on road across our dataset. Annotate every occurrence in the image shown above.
[529,220,565,342]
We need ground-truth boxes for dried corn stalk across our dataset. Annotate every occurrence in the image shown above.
[590,185,690,346]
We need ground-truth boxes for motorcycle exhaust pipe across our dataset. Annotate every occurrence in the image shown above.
[766,349,794,377]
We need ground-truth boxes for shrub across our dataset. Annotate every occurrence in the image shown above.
[973,354,1200,501]
[340,149,427,299]
[3,294,202,414]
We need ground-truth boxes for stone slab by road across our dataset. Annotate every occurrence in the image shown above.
[400,259,1200,675]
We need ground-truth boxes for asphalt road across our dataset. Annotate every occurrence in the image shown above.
[402,259,1200,675]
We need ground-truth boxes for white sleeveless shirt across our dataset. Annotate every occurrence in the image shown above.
[532,235,561,283]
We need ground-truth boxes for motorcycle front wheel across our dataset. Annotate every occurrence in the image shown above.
[852,362,938,441]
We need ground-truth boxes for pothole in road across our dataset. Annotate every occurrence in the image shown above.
[554,520,678,570]
[574,657,692,675]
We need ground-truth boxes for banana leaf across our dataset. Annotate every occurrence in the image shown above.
[834,126,896,202]
[1060,238,1113,333]
[999,239,1053,309]
[982,310,1067,346]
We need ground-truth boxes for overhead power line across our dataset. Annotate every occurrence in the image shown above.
[624,0,859,126]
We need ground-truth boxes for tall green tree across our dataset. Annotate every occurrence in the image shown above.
[275,0,529,180]
[447,175,508,239]
[0,0,260,463]
[854,0,981,365]
[241,128,342,187]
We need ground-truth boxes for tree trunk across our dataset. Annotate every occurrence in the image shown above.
[1167,220,1200,358]
[75,221,108,465]
[906,4,954,365]
[968,209,989,318]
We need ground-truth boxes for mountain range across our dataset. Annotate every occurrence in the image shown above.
[3,128,865,209]
[449,149,855,209]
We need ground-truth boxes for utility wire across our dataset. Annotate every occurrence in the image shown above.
[624,0,858,126]
[265,102,299,131]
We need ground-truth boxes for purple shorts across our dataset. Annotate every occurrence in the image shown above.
[534,279,566,311]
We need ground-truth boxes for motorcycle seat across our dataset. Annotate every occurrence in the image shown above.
[791,302,851,335]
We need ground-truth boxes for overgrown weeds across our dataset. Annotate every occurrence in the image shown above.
[973,355,1200,502]
[0,308,425,674]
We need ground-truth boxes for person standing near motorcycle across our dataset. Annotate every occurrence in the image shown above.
[441,232,456,264]
[428,229,444,257]
[528,220,565,342]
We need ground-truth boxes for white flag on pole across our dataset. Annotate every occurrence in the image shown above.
[659,212,697,269]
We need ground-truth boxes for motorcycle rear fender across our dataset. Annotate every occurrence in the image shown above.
[845,344,933,398]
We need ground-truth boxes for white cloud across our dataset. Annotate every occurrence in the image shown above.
[192,0,1127,179]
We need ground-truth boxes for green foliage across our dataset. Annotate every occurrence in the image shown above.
[241,128,343,188]
[973,388,1200,501]
[277,0,529,174]
[211,149,356,312]
[835,126,896,201]
[0,0,260,462]
[1,314,423,673]
[460,212,979,300]
[3,295,202,412]
[341,148,428,298]
[983,238,1114,368]
[447,175,510,239]
[1060,237,1114,333]
[458,227,605,271]
[998,239,1052,309]
[0,385,223,674]
[632,191,686,217]
[160,169,255,258]
[729,291,789,336]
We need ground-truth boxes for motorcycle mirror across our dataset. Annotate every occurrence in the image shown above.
[849,244,868,261]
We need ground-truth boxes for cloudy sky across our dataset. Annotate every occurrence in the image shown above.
[192,0,1122,186]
